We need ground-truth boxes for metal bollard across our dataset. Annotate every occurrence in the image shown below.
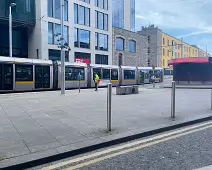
[211,89,212,110]
[153,81,155,88]
[107,83,112,131]
[171,81,176,119]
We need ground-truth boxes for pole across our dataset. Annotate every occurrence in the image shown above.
[9,6,12,58]
[171,81,176,119]
[78,73,81,93]
[60,0,65,94]
[107,83,112,131]
[153,69,155,88]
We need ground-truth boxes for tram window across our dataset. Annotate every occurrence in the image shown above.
[93,68,102,80]
[102,69,110,80]
[111,69,118,80]
[145,72,149,79]
[65,67,85,81]
[124,70,135,80]
[15,65,33,81]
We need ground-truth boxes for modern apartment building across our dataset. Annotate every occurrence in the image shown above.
[1,0,112,65]
[112,0,148,67]
[138,25,210,69]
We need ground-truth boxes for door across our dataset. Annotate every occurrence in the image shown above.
[35,65,50,89]
[3,64,13,90]
[140,71,144,84]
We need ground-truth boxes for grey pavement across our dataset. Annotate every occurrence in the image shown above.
[0,81,211,168]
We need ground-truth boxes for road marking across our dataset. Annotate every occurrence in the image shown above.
[65,124,212,170]
[41,121,212,170]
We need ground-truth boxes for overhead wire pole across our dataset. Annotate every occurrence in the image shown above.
[60,0,65,94]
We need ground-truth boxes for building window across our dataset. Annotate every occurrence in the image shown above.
[167,50,169,56]
[163,59,165,66]
[79,0,90,4]
[49,49,69,61]
[95,11,108,30]
[148,47,150,54]
[75,4,90,26]
[48,22,54,44]
[112,0,124,28]
[167,40,169,46]
[129,40,136,52]
[74,29,90,49]
[95,0,108,10]
[163,48,165,56]
[74,4,78,24]
[163,38,165,45]
[178,53,180,58]
[95,54,108,65]
[75,52,91,61]
[95,33,108,51]
[130,0,135,31]
[55,0,61,19]
[116,37,125,51]
[148,36,150,43]
[74,28,78,47]
[48,23,69,45]
[48,0,53,17]
[95,33,98,50]
[48,0,68,21]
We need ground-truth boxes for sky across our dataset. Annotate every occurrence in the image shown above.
[135,0,212,54]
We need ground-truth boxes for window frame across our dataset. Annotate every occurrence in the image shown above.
[15,64,33,82]
[128,40,136,53]
[116,37,125,51]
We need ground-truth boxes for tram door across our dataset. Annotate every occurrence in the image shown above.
[35,65,50,89]
[0,64,13,90]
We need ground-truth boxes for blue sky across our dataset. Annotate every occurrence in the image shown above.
[135,0,212,54]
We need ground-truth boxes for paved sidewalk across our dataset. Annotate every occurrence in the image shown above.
[0,84,211,168]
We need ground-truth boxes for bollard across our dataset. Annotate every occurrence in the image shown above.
[211,89,212,110]
[171,81,176,119]
[153,81,155,88]
[107,83,112,131]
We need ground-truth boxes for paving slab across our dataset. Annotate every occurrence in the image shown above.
[0,83,212,168]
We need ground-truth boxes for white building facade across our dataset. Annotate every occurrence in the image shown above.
[28,0,112,65]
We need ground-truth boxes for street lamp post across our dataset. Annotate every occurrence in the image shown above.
[9,3,16,58]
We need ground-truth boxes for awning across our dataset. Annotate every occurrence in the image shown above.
[169,57,210,65]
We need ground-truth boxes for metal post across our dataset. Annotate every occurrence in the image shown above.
[153,69,155,88]
[211,89,212,110]
[78,73,81,93]
[60,0,65,94]
[171,81,176,119]
[107,83,112,131]
[9,6,12,58]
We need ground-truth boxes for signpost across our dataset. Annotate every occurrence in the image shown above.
[152,65,156,88]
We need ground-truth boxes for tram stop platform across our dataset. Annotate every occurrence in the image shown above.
[0,84,212,168]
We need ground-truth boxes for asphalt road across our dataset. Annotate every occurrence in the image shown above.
[38,121,212,170]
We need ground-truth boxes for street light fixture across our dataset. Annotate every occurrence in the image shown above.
[9,3,16,58]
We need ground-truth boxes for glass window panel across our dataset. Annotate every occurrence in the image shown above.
[102,69,110,79]
[85,8,90,26]
[48,22,53,44]
[124,70,135,80]
[15,65,33,81]
[116,38,124,50]
[80,29,90,49]
[64,26,68,45]
[99,12,104,30]
[95,33,98,50]
[79,6,85,25]
[95,0,98,6]
[95,54,108,65]
[74,4,78,24]
[48,0,53,17]
[65,67,85,81]
[112,0,124,28]
[99,34,104,51]
[111,69,118,80]
[99,0,104,8]
[104,35,108,51]
[55,24,61,45]
[74,28,78,47]
[104,0,108,10]
[64,0,68,21]
[129,40,136,52]
[55,0,61,19]
[104,14,108,31]
[95,11,98,28]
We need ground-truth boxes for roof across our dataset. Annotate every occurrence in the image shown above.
[169,57,210,65]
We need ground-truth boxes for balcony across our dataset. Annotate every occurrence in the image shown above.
[0,0,36,27]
